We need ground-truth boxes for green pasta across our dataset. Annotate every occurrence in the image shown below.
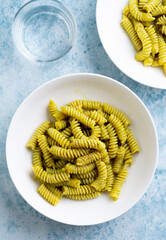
[27,99,140,205]
[122,0,166,75]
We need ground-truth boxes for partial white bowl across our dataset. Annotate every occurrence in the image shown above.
[6,73,158,225]
[96,0,166,89]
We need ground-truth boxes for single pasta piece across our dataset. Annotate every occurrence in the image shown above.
[126,128,140,154]
[37,184,60,205]
[65,192,101,200]
[62,185,95,195]
[91,161,107,191]
[76,151,102,166]
[26,121,50,150]
[113,146,126,174]
[55,120,67,131]
[49,145,90,159]
[37,134,56,168]
[104,164,114,192]
[143,0,160,13]
[123,5,131,17]
[47,136,58,147]
[45,183,63,199]
[144,55,154,66]
[54,159,67,169]
[80,177,96,185]
[61,126,72,139]
[49,100,66,120]
[69,138,105,151]
[161,25,166,35]
[108,114,127,145]
[32,147,43,167]
[123,143,133,166]
[46,167,65,174]
[134,22,152,61]
[145,25,159,55]
[110,167,128,201]
[65,163,96,174]
[151,5,166,16]
[32,166,70,184]
[103,103,131,127]
[107,123,118,159]
[121,15,142,51]
[61,106,96,129]
[49,100,58,116]
[138,0,148,10]
[68,99,103,110]
[100,148,110,165]
[129,0,155,21]
[71,169,98,179]
[70,118,84,139]
[47,179,81,188]
[89,125,101,139]
[47,127,70,148]
[85,110,107,125]
[157,15,166,25]
[100,125,110,140]
[158,35,166,65]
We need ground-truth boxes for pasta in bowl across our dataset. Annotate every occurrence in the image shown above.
[6,73,158,225]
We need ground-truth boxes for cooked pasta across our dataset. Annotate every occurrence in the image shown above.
[65,192,101,200]
[145,25,159,55]
[61,106,96,129]
[108,114,127,145]
[37,184,60,205]
[157,15,166,24]
[143,0,160,13]
[135,22,152,61]
[104,164,114,192]
[113,146,126,174]
[121,15,143,51]
[62,185,95,195]
[122,0,166,75]
[103,103,131,127]
[27,121,50,150]
[32,147,43,167]
[70,118,84,139]
[107,123,118,159]
[129,0,155,21]
[110,167,128,201]
[76,151,102,166]
[28,99,140,205]
[91,161,107,191]
[49,145,90,159]
[126,128,140,154]
[37,134,56,168]
[47,127,70,148]
[55,120,67,131]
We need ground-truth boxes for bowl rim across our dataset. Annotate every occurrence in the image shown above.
[6,73,159,225]
[12,0,77,62]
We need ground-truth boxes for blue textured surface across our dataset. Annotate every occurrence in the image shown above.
[0,0,166,239]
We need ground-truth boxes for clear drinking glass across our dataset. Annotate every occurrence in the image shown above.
[12,0,77,62]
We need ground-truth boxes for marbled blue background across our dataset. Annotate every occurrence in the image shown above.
[0,0,166,239]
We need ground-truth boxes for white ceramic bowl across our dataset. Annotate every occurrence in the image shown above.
[96,0,166,89]
[6,73,158,225]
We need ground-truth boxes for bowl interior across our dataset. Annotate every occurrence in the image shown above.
[12,0,76,62]
[6,74,158,225]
